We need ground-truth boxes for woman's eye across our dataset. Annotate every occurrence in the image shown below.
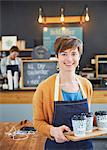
[71,53,76,56]
[60,52,66,56]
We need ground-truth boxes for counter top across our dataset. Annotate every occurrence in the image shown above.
[0,90,35,104]
[0,89,107,104]
[0,88,36,92]
[0,86,107,92]
[94,87,107,90]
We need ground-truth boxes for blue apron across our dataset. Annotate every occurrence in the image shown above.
[45,74,93,150]
[45,99,93,150]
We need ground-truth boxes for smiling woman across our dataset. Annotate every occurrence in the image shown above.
[56,37,83,93]
[33,36,93,150]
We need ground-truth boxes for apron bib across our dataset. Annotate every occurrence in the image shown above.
[45,74,93,150]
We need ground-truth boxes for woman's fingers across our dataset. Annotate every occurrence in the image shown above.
[50,125,71,143]
[61,125,71,132]
[55,131,69,143]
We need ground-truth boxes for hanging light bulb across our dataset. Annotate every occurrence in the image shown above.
[38,8,43,23]
[85,7,90,22]
[61,26,66,31]
[43,26,48,32]
[60,8,65,23]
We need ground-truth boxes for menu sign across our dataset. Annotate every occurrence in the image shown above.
[21,60,57,89]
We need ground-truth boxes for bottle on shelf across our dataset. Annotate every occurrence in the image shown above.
[7,70,13,90]
[19,76,22,89]
[13,71,19,89]
[2,78,8,90]
[1,51,6,58]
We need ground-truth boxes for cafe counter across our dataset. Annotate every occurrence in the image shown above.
[0,88,107,122]
[0,89,35,104]
[0,88,107,104]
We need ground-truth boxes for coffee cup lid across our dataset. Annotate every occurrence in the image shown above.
[95,111,107,115]
[72,114,86,120]
[86,112,93,117]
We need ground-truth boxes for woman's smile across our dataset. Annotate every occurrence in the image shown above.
[63,63,75,71]
[64,63,74,67]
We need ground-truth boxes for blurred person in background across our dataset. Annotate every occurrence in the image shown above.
[1,46,21,78]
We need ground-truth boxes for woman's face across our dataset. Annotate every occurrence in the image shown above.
[57,48,80,72]
[10,51,19,60]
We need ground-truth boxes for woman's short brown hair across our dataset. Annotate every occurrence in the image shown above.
[54,36,83,56]
[10,46,20,53]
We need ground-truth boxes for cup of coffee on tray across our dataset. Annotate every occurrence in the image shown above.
[95,111,107,130]
[85,112,94,132]
[80,112,94,132]
[72,114,86,137]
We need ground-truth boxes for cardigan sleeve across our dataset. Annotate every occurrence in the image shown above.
[32,84,53,139]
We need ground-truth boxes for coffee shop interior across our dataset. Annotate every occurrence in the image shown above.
[0,0,107,150]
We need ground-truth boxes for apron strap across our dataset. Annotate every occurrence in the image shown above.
[76,76,87,99]
[54,73,59,101]
[76,76,91,111]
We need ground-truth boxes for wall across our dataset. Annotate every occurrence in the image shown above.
[0,103,107,123]
[0,104,33,122]
[0,1,1,35]
[1,1,107,68]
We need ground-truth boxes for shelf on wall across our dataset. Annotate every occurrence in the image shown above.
[40,16,85,24]
[0,48,33,52]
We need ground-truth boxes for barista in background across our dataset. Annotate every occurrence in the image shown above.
[1,46,21,78]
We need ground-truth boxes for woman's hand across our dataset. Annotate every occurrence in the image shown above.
[50,125,71,143]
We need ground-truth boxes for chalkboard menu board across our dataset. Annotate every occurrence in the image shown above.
[21,60,57,89]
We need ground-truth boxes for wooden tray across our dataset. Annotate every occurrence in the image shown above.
[64,127,107,141]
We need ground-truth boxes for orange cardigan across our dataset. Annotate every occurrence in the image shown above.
[33,74,93,140]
